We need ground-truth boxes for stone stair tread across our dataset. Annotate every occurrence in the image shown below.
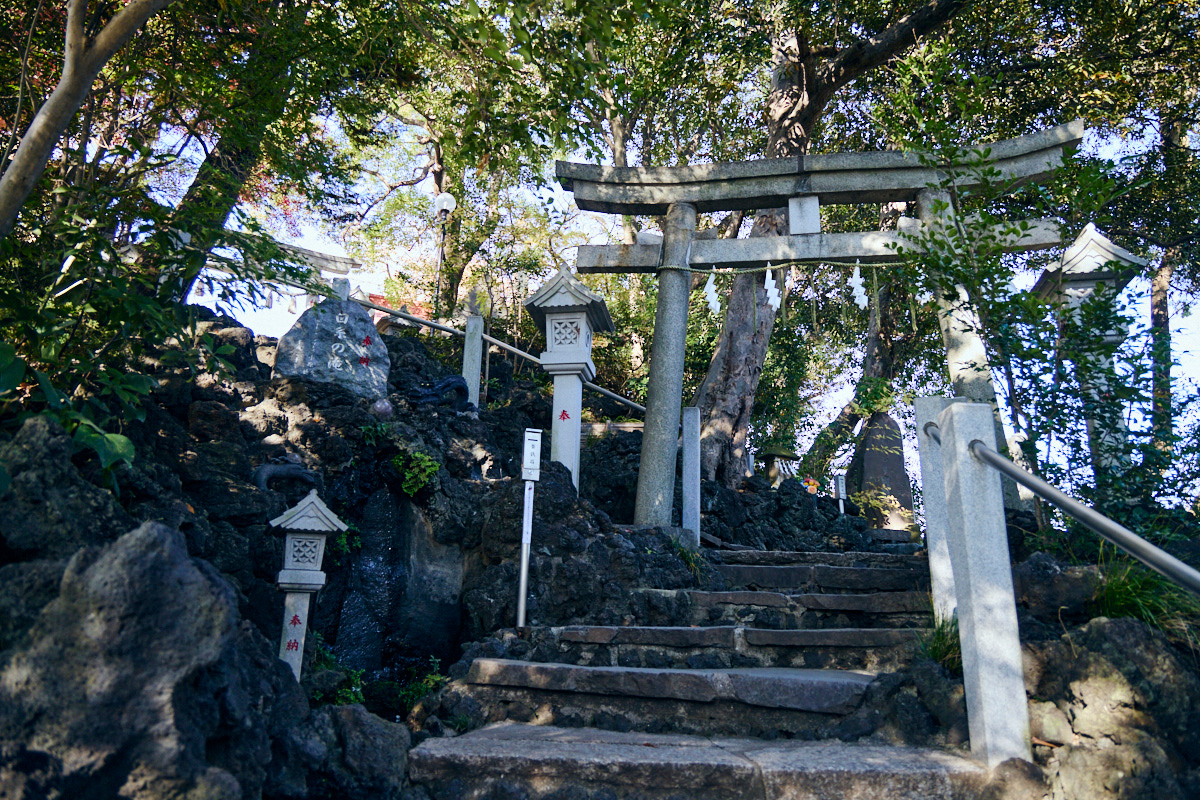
[410,723,987,800]
[716,563,929,590]
[682,589,930,613]
[551,624,925,649]
[559,625,737,647]
[742,627,926,647]
[716,549,927,568]
[466,658,875,713]
[793,591,930,612]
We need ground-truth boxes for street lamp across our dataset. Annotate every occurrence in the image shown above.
[433,192,457,319]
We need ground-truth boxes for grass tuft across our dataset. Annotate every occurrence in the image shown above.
[918,611,962,677]
[1095,551,1200,659]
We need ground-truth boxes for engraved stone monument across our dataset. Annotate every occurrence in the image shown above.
[273,280,390,398]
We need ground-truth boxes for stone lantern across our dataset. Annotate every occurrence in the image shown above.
[523,268,615,488]
[1033,224,1148,474]
[270,489,348,681]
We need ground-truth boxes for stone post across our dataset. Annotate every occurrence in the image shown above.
[939,402,1031,767]
[463,314,484,408]
[523,270,615,490]
[271,490,347,682]
[681,407,701,547]
[913,396,963,621]
[635,202,696,526]
[549,371,585,484]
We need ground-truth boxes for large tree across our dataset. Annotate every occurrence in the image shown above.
[693,0,970,485]
[0,0,180,239]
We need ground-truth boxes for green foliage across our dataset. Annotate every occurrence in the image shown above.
[309,633,365,706]
[395,656,450,716]
[919,612,963,677]
[363,656,451,722]
[446,713,472,734]
[328,522,363,564]
[391,451,441,496]
[359,423,391,447]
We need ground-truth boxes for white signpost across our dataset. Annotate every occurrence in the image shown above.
[517,428,542,628]
[834,473,847,515]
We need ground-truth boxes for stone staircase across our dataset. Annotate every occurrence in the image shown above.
[409,546,987,799]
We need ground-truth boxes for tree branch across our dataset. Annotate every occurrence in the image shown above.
[819,0,972,92]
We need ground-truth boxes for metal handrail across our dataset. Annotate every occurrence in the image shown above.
[359,297,646,415]
[924,422,1200,597]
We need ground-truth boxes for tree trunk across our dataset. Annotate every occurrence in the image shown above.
[0,0,177,239]
[1150,113,1190,461]
[692,210,787,483]
[172,4,307,299]
[1150,257,1174,456]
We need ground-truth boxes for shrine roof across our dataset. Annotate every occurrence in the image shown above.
[523,268,616,333]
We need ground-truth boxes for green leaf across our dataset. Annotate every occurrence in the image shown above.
[74,425,136,469]
[33,370,64,409]
[0,342,25,394]
[0,465,9,497]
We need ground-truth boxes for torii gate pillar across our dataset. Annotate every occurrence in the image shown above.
[634,202,697,526]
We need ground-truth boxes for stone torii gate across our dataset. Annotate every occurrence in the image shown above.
[556,121,1086,526]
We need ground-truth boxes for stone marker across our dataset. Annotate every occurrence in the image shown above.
[938,402,1031,767]
[271,489,348,681]
[913,396,963,621]
[273,295,391,399]
[846,411,914,532]
[681,407,701,546]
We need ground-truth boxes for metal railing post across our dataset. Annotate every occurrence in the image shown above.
[914,396,963,621]
[939,401,1031,767]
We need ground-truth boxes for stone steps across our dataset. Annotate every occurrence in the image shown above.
[435,658,889,739]
[514,624,926,671]
[409,723,987,800]
[715,563,930,592]
[715,549,927,568]
[633,587,932,630]
[468,658,876,713]
[413,547,967,795]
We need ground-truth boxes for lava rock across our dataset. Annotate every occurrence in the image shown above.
[0,416,135,560]
[1013,552,1100,624]
[0,522,308,799]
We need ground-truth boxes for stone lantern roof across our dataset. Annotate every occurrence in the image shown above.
[270,489,348,532]
[523,268,615,334]
[1032,224,1148,302]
